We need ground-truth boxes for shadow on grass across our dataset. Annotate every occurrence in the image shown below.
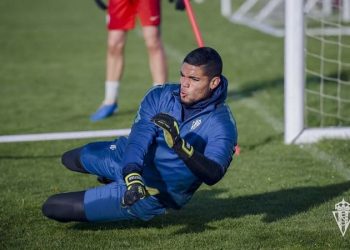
[71,181,350,234]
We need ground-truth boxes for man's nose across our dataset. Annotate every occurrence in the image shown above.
[181,77,190,87]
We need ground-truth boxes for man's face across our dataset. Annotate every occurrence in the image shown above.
[179,63,220,106]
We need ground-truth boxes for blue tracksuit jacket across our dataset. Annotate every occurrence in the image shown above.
[119,76,238,208]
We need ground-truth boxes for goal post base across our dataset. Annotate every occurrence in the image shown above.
[291,127,350,144]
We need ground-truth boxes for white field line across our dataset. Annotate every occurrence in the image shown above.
[300,144,350,179]
[242,98,283,132]
[241,98,350,179]
[0,129,131,143]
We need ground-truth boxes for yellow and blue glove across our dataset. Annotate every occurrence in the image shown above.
[151,113,193,160]
[122,172,147,207]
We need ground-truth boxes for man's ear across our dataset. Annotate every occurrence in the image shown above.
[209,76,221,90]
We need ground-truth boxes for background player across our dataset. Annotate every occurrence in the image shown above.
[90,0,168,121]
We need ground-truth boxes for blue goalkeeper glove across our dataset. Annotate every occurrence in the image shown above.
[122,172,147,207]
[151,113,194,160]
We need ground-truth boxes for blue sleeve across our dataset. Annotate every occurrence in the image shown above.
[121,86,163,176]
[204,106,238,171]
[180,106,237,185]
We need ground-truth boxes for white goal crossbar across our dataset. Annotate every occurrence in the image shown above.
[221,0,350,37]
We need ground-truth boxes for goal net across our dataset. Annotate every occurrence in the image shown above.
[221,0,350,144]
[302,0,350,143]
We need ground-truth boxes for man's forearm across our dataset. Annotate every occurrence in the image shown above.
[182,150,226,186]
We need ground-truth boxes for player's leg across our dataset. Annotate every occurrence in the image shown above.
[61,145,112,184]
[91,0,136,121]
[44,141,166,222]
[42,183,130,222]
[61,145,113,181]
[61,147,88,173]
[84,183,166,222]
[42,191,87,222]
[61,138,127,184]
[41,184,130,222]
[104,30,126,104]
[138,0,168,85]
[90,30,127,121]
[142,26,168,85]
[42,184,166,222]
[79,138,128,182]
[61,147,113,184]
[105,0,137,91]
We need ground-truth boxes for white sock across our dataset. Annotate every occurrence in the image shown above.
[153,82,163,86]
[104,80,119,104]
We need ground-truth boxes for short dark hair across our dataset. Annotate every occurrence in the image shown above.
[183,47,222,78]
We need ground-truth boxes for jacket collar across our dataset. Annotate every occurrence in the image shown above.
[172,75,228,121]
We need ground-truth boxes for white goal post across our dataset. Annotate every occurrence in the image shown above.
[221,0,350,144]
[284,0,350,144]
[284,0,305,144]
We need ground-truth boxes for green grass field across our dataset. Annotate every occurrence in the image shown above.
[1,0,350,249]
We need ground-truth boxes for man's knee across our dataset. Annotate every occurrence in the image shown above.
[42,194,65,222]
[142,27,162,51]
[107,41,124,56]
[145,37,162,52]
[107,31,126,55]
[42,192,87,223]
[61,147,87,173]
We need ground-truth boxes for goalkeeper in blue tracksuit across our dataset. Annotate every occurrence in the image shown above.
[42,47,238,222]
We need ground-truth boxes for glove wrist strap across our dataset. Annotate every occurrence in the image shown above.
[174,139,194,160]
[125,173,144,188]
